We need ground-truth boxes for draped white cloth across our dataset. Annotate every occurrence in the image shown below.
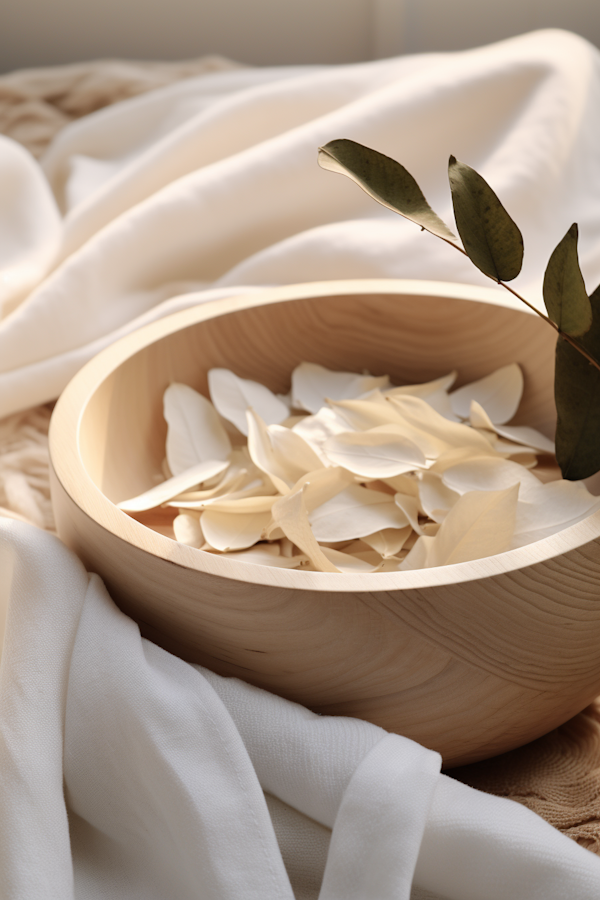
[1,28,600,416]
[2,518,600,899]
[2,26,600,897]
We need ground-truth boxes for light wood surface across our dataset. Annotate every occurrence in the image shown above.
[49,279,600,767]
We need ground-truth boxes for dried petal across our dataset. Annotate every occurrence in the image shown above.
[164,383,231,475]
[200,508,272,552]
[309,484,408,542]
[269,486,340,573]
[291,361,389,413]
[173,513,204,548]
[208,368,289,435]
[450,364,523,423]
[324,430,426,478]
[118,459,229,512]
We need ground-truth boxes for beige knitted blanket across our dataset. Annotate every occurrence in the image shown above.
[1,55,599,854]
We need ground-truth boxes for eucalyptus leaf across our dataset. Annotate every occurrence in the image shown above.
[448,156,523,282]
[554,284,600,479]
[542,224,592,337]
[318,139,456,241]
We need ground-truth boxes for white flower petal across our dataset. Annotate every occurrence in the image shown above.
[309,484,408,542]
[164,383,231,475]
[200,508,272,552]
[324,431,426,478]
[208,368,289,436]
[450,364,523,424]
[291,362,389,413]
[173,513,204,548]
[118,459,229,512]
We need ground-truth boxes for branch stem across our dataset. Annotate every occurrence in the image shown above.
[437,234,600,374]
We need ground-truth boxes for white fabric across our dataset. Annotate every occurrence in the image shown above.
[2,518,600,899]
[1,29,600,416]
[3,27,600,897]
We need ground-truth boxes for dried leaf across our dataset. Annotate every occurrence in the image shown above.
[403,485,519,568]
[450,364,523,424]
[118,459,229,512]
[200,508,272,552]
[246,409,295,493]
[514,479,600,537]
[309,484,408,542]
[173,513,204,548]
[319,546,379,573]
[164,383,231,475]
[417,472,460,522]
[208,368,289,436]
[362,526,412,558]
[219,545,308,568]
[270,486,340,572]
[393,493,423,533]
[554,284,600,479]
[267,424,325,478]
[470,401,555,454]
[318,139,456,241]
[386,394,494,455]
[543,224,592,337]
[291,361,389,413]
[448,156,523,282]
[323,430,426,478]
[442,455,541,497]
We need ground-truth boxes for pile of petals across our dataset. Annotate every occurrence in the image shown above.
[118,363,600,573]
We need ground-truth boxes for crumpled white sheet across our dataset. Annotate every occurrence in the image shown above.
[2,518,600,900]
[1,28,600,416]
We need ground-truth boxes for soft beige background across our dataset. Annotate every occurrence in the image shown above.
[1,0,599,72]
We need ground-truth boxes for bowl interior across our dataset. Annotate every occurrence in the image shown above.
[78,286,557,517]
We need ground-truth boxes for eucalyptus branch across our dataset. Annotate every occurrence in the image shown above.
[317,137,600,479]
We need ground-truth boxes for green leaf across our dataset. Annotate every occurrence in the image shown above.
[543,224,592,337]
[448,156,523,282]
[554,284,600,480]
[318,139,456,242]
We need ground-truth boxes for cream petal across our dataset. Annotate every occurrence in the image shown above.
[208,368,289,436]
[450,364,523,424]
[387,395,494,455]
[470,400,555,455]
[309,484,408,542]
[514,480,600,536]
[200,508,272,552]
[319,546,379,573]
[362,525,412,558]
[323,430,426,478]
[219,545,308,568]
[291,362,389,413]
[441,457,542,501]
[329,397,405,432]
[246,409,294,493]
[164,383,232,475]
[198,495,278,514]
[269,486,340,573]
[400,535,436,570]
[393,493,423,533]
[415,485,519,567]
[173,513,204,548]
[267,424,326,477]
[417,472,460,522]
[118,459,229,512]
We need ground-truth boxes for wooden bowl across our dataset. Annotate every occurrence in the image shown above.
[49,279,600,767]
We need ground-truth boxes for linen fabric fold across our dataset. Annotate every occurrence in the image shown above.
[1,28,600,415]
[2,519,600,899]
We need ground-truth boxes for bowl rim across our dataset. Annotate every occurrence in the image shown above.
[49,277,600,593]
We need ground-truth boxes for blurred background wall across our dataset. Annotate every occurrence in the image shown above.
[1,0,599,73]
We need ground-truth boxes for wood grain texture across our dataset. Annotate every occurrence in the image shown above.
[48,279,600,766]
